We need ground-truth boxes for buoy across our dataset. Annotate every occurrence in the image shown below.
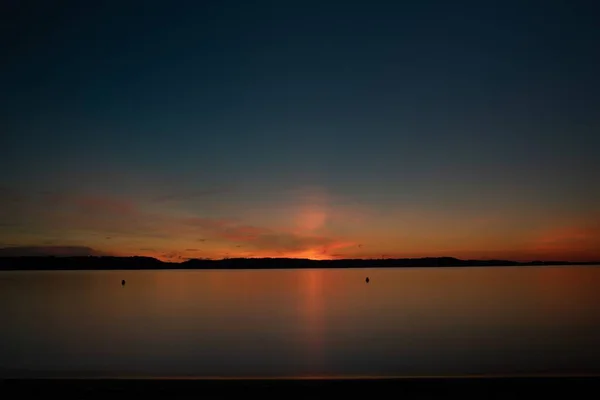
[121,279,126,286]
[365,277,370,283]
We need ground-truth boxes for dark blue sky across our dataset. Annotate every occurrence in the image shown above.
[2,0,599,260]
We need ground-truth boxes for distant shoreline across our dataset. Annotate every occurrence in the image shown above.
[0,256,598,271]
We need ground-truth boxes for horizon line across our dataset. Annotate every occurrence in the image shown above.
[1,255,599,264]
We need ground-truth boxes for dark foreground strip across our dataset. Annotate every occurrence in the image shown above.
[1,377,599,399]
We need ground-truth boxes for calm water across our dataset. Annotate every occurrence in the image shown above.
[1,266,600,378]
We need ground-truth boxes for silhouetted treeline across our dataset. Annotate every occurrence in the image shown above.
[0,256,597,271]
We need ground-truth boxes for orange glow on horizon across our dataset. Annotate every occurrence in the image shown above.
[97,244,600,263]
[2,188,599,263]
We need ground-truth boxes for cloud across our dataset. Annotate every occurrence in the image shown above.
[529,221,600,260]
[36,192,171,238]
[180,208,357,258]
[251,232,345,253]
[0,246,108,257]
[4,190,357,260]
[534,222,600,249]
[180,215,355,256]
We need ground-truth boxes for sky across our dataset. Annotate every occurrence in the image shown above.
[1,0,599,262]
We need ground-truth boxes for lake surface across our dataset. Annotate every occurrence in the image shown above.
[1,266,600,378]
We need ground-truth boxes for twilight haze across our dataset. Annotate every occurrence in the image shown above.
[1,1,599,262]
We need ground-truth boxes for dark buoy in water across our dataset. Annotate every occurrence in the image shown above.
[365,277,370,283]
[121,279,126,286]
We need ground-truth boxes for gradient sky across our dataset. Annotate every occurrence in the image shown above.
[2,1,599,262]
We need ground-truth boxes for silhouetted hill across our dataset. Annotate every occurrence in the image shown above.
[0,255,597,271]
